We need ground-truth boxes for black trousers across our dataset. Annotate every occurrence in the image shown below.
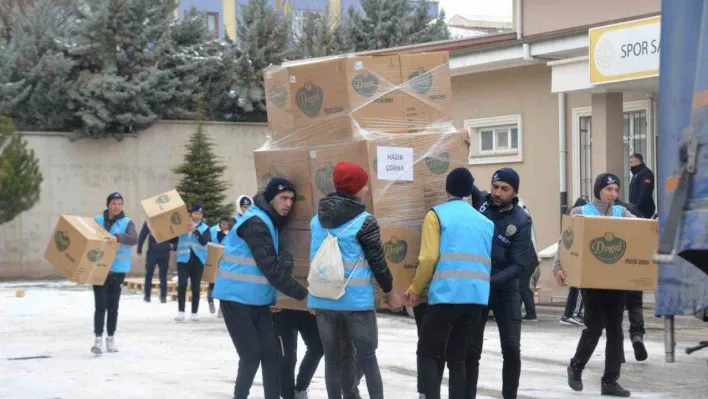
[467,288,522,399]
[625,290,645,337]
[177,257,203,313]
[93,272,126,337]
[413,302,445,394]
[208,283,215,303]
[274,309,324,399]
[417,303,485,399]
[519,265,537,318]
[222,301,280,399]
[144,256,169,300]
[572,289,626,383]
[564,287,584,318]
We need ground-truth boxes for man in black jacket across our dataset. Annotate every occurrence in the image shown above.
[215,178,308,399]
[628,153,655,218]
[466,168,534,399]
[137,222,175,303]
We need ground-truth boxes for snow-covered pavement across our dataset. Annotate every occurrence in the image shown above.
[1,283,706,398]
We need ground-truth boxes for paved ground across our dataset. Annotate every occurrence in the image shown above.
[1,282,707,398]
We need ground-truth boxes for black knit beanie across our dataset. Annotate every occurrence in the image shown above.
[492,168,520,193]
[264,177,296,203]
[106,192,123,207]
[446,167,475,198]
[593,173,620,200]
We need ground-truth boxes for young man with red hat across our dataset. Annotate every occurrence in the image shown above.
[308,162,403,399]
[553,173,635,397]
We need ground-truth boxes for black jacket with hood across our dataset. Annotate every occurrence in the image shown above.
[236,193,308,301]
[477,195,534,290]
[317,192,394,294]
[628,164,656,218]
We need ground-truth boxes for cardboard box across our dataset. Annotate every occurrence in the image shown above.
[275,229,311,310]
[412,131,470,209]
[45,215,118,285]
[253,148,314,230]
[203,243,224,283]
[560,215,658,291]
[264,58,353,145]
[380,222,422,296]
[140,189,190,243]
[308,140,373,211]
[400,52,453,132]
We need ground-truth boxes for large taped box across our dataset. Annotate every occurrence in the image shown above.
[381,222,422,297]
[141,189,190,243]
[203,243,224,283]
[309,140,373,211]
[400,53,453,132]
[264,58,353,145]
[413,131,470,209]
[253,148,314,230]
[276,229,311,311]
[45,215,118,285]
[560,215,658,291]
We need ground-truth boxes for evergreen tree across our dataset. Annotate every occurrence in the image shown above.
[0,0,76,131]
[173,98,234,224]
[294,13,343,59]
[232,0,291,115]
[406,0,449,44]
[345,0,411,51]
[0,114,42,225]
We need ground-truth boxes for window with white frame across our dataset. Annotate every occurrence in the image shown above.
[464,115,523,165]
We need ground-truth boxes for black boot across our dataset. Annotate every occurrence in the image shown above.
[601,381,631,397]
[143,295,151,303]
[631,335,648,361]
[567,360,583,391]
[160,297,167,304]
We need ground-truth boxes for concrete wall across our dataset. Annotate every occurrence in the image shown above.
[0,121,269,280]
[451,64,560,251]
[522,0,660,37]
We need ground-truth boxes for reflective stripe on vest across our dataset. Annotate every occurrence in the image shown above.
[176,223,208,264]
[212,205,279,306]
[307,211,374,311]
[94,215,132,273]
[581,203,624,217]
[428,200,494,306]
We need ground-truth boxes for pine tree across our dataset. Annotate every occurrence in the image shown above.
[232,0,291,115]
[173,98,234,225]
[345,0,411,51]
[294,13,343,59]
[0,114,42,225]
[406,0,449,44]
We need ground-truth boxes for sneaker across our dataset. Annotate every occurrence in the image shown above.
[294,390,309,399]
[209,301,216,314]
[217,308,223,319]
[631,335,648,361]
[90,337,103,355]
[567,361,583,391]
[560,316,575,326]
[160,297,167,304]
[601,381,631,397]
[175,312,186,322]
[523,315,538,322]
[143,296,151,303]
[106,336,118,353]
[570,315,586,327]
[191,313,199,322]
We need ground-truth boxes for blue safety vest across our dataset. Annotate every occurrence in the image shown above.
[94,215,133,273]
[308,212,374,311]
[209,225,227,244]
[176,222,208,264]
[581,203,625,217]
[212,205,279,305]
[428,200,494,306]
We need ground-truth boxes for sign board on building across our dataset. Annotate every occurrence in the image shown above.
[589,16,661,84]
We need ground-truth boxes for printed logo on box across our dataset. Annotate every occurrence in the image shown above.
[315,162,336,195]
[562,228,574,250]
[267,84,287,108]
[424,151,450,175]
[296,81,324,118]
[384,236,408,264]
[55,231,71,252]
[589,232,627,264]
[351,72,379,97]
[408,68,433,95]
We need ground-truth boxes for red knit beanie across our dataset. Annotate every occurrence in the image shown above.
[333,162,369,196]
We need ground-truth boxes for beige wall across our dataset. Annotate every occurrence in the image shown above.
[0,121,269,280]
[522,0,660,37]
[451,64,561,250]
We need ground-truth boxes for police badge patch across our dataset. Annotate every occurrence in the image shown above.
[506,225,517,236]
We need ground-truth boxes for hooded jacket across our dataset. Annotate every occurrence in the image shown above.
[236,193,308,300]
[629,164,656,218]
[317,192,394,293]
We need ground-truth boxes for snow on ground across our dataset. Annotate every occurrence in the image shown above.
[1,284,707,398]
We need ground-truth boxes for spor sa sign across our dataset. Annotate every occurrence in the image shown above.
[589,16,661,84]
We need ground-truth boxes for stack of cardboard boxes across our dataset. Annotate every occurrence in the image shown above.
[257,52,466,309]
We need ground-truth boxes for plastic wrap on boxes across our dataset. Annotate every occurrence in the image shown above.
[255,51,471,310]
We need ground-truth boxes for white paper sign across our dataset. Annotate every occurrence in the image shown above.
[377,146,414,181]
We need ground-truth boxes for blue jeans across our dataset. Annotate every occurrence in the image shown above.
[316,310,383,399]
